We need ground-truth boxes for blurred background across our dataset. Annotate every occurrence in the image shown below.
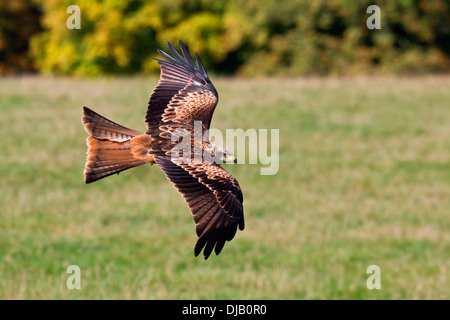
[1,0,450,76]
[0,0,449,300]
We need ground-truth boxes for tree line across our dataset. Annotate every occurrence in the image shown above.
[1,0,449,76]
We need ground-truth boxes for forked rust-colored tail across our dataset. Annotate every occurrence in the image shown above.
[81,107,154,183]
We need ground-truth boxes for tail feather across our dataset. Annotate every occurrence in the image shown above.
[82,106,142,142]
[82,107,151,184]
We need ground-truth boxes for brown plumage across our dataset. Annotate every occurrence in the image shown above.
[82,40,244,259]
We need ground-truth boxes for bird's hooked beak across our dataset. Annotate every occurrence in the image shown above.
[224,155,237,164]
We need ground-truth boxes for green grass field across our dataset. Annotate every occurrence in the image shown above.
[0,75,449,299]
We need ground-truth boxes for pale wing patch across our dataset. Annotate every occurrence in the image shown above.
[162,86,218,125]
[180,162,241,190]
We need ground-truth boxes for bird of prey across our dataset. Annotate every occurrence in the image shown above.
[81,40,244,259]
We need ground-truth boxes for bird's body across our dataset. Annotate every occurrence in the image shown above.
[82,41,244,259]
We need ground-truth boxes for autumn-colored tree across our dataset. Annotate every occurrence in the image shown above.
[1,0,449,76]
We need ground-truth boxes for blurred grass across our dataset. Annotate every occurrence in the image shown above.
[0,75,449,299]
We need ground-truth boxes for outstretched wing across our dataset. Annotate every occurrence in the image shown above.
[146,40,218,140]
[155,155,245,260]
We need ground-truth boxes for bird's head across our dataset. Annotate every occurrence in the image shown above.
[207,144,237,164]
[222,148,237,164]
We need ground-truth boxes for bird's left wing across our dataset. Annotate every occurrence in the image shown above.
[146,40,218,141]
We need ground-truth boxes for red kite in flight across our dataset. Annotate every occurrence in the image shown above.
[82,41,244,259]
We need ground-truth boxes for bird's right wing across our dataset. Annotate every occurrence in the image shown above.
[154,155,245,260]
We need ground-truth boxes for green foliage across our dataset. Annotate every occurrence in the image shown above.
[3,0,450,75]
[0,0,41,74]
[30,0,162,76]
[229,0,450,75]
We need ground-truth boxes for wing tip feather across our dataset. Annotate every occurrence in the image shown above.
[155,40,209,79]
